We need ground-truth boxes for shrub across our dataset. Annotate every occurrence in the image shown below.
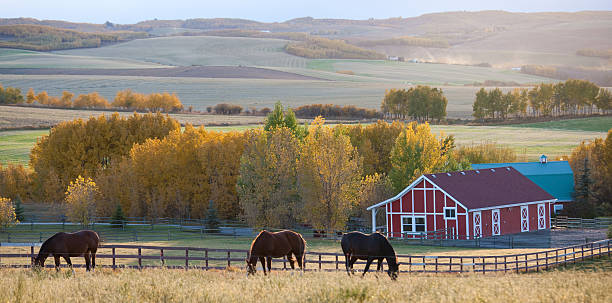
[0,197,18,230]
[65,176,99,226]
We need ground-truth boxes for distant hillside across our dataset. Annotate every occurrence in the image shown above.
[0,25,148,51]
[285,37,385,60]
[1,11,611,68]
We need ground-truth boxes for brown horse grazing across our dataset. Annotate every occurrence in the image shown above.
[246,230,306,275]
[341,231,399,280]
[34,230,99,273]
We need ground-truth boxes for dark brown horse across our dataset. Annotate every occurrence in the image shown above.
[246,230,306,275]
[341,231,399,280]
[34,230,99,273]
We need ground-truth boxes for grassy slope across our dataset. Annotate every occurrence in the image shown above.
[509,116,612,133]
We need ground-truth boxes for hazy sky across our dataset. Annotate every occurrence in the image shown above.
[1,0,611,24]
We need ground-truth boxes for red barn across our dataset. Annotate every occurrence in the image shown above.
[367,167,557,239]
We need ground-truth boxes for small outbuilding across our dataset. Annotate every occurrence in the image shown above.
[367,167,557,239]
[472,157,574,213]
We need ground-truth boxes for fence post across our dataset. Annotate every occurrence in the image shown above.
[409,256,412,273]
[460,257,463,273]
[205,250,209,270]
[515,255,519,273]
[112,247,116,270]
[536,253,539,272]
[137,247,142,269]
[503,256,507,273]
[185,249,189,270]
[227,251,231,268]
[318,254,322,271]
[30,246,34,267]
[435,257,438,273]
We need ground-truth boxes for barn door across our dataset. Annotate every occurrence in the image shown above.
[472,211,482,239]
[520,206,529,232]
[537,203,546,230]
[491,209,501,236]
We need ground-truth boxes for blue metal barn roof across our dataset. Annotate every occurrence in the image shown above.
[472,161,574,202]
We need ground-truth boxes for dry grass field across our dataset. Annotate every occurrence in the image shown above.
[0,265,609,303]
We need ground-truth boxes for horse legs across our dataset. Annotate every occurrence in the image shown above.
[63,256,75,275]
[362,257,374,277]
[90,247,97,272]
[349,256,358,275]
[259,257,266,275]
[344,253,351,276]
[54,255,61,271]
[91,251,96,272]
[287,254,295,270]
[295,253,304,272]
[266,257,272,273]
[84,252,91,272]
[376,258,384,272]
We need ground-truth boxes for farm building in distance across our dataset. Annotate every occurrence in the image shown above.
[367,167,557,239]
[472,156,574,213]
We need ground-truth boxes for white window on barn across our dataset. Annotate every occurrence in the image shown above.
[444,207,456,219]
[414,217,426,232]
[402,217,413,233]
[402,215,426,236]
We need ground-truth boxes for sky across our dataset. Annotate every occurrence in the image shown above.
[1,0,611,24]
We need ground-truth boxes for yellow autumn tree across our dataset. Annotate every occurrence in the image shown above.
[0,197,18,230]
[26,88,36,104]
[65,176,99,225]
[297,117,362,230]
[389,122,466,192]
[30,112,180,203]
[0,163,33,201]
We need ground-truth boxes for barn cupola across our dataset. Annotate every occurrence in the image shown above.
[540,154,548,164]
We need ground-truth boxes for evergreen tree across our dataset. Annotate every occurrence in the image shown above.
[568,157,596,218]
[205,200,220,233]
[13,195,25,222]
[264,102,307,138]
[110,203,126,228]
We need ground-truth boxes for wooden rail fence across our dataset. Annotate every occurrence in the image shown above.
[551,216,612,229]
[1,239,609,273]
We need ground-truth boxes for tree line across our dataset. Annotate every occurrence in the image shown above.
[381,86,448,122]
[0,84,184,113]
[285,37,386,60]
[472,80,612,121]
[0,24,147,51]
[1,106,524,230]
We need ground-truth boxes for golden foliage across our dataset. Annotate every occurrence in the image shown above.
[0,163,33,201]
[0,197,18,229]
[30,113,180,203]
[65,176,99,225]
[389,122,456,192]
[285,37,385,60]
[297,117,362,230]
[113,89,184,112]
[99,125,246,219]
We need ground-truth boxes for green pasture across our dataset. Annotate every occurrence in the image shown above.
[0,122,605,166]
[508,116,612,133]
